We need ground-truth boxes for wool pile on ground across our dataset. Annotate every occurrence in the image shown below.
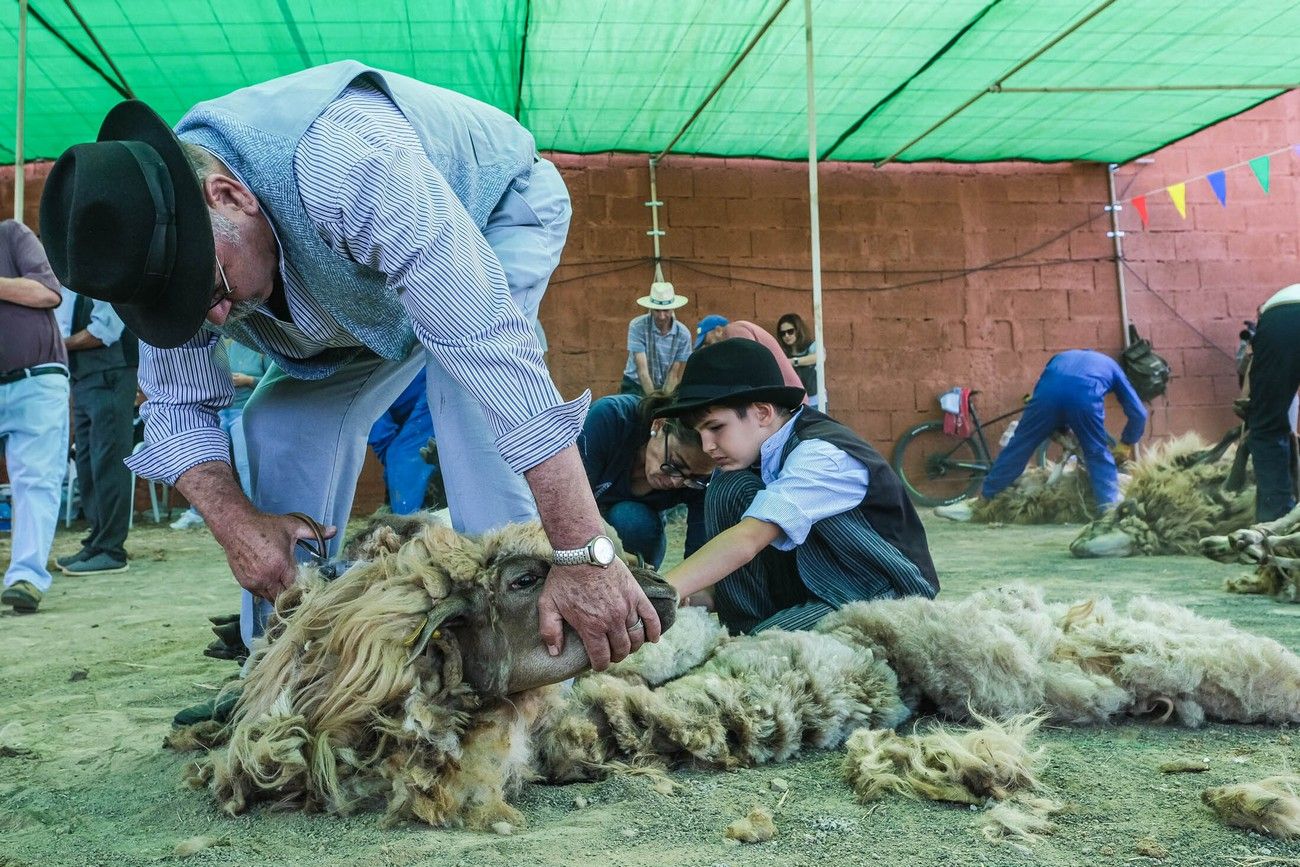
[970,462,1096,525]
[1202,504,1300,603]
[181,520,548,830]
[533,607,908,782]
[816,583,1300,728]
[1202,776,1300,839]
[1069,434,1254,558]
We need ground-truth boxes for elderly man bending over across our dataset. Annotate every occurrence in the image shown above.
[41,62,659,684]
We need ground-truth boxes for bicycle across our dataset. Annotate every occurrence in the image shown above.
[891,391,1066,507]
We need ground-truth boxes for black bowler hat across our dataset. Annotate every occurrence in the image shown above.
[40,100,214,349]
[653,338,806,419]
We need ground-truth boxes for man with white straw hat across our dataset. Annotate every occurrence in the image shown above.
[622,280,692,397]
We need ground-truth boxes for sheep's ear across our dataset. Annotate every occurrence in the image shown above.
[407,596,471,664]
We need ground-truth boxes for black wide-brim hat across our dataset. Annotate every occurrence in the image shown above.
[653,338,806,419]
[40,100,214,349]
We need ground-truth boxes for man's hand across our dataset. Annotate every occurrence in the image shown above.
[210,511,336,601]
[1111,442,1134,464]
[537,560,662,671]
[231,373,257,389]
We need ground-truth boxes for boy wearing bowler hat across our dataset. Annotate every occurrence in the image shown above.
[658,339,938,634]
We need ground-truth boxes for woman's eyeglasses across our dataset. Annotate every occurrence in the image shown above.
[659,429,709,490]
[779,327,796,336]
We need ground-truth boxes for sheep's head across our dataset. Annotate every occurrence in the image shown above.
[449,523,679,697]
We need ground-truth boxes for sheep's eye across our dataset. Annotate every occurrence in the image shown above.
[508,572,544,591]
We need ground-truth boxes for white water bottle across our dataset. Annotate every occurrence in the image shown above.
[999,419,1019,448]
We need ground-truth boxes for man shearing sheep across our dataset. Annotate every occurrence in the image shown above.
[40,62,660,700]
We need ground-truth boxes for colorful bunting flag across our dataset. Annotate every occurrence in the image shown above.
[1207,170,1227,206]
[1167,183,1187,218]
[1132,195,1149,227]
[1250,155,1271,193]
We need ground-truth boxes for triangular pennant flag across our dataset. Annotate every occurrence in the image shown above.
[1167,183,1187,218]
[1250,155,1271,193]
[1132,195,1149,227]
[1207,170,1227,206]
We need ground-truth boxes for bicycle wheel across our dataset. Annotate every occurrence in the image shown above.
[892,421,986,507]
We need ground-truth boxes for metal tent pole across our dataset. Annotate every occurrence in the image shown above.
[804,0,826,410]
[1106,163,1131,349]
[15,0,28,222]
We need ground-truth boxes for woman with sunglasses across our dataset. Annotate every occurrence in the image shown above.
[776,313,822,408]
[576,392,716,569]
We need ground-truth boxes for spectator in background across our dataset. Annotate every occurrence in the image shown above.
[56,291,139,575]
[776,313,823,409]
[171,337,267,529]
[368,367,444,515]
[1246,284,1300,521]
[694,314,806,399]
[0,220,70,613]
[622,281,691,396]
[576,392,714,569]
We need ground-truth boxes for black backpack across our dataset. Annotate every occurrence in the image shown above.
[1119,325,1171,402]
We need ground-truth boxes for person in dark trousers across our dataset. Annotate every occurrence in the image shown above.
[936,349,1148,521]
[576,393,714,569]
[56,291,139,575]
[658,339,938,635]
[1247,284,1300,521]
[0,220,70,613]
[368,367,442,515]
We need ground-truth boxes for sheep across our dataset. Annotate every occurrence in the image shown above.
[817,583,1300,728]
[1070,435,1254,558]
[532,606,908,782]
[1202,504,1300,602]
[185,517,678,829]
[969,462,1097,525]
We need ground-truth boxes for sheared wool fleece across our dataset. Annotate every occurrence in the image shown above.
[1070,434,1254,558]
[533,609,908,782]
[1202,776,1300,839]
[817,583,1300,728]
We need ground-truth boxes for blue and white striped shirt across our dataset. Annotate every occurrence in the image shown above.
[742,407,871,550]
[128,84,586,485]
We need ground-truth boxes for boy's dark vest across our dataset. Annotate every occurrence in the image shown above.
[778,408,938,586]
[68,294,138,381]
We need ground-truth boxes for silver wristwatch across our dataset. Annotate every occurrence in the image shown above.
[552,534,617,568]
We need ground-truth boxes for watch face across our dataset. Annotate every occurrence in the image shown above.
[591,536,617,565]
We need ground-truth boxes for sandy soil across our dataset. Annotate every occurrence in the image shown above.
[3,514,1299,867]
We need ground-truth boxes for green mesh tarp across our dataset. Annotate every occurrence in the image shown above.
[3,0,1299,164]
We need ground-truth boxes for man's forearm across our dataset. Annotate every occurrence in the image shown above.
[634,355,654,393]
[175,460,257,544]
[663,362,684,393]
[524,445,608,550]
[0,276,59,308]
[65,329,106,352]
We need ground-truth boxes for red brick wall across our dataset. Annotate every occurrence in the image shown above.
[6,92,1298,511]
[542,91,1300,452]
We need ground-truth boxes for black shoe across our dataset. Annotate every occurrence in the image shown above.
[55,547,93,569]
[173,688,242,727]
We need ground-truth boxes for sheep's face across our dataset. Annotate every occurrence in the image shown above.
[450,528,678,696]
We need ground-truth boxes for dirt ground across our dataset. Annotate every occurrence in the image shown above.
[2,513,1299,867]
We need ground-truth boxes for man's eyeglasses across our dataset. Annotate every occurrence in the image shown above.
[659,428,709,490]
[209,258,233,310]
[779,327,796,336]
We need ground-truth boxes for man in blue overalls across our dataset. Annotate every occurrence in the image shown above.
[937,349,1147,520]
